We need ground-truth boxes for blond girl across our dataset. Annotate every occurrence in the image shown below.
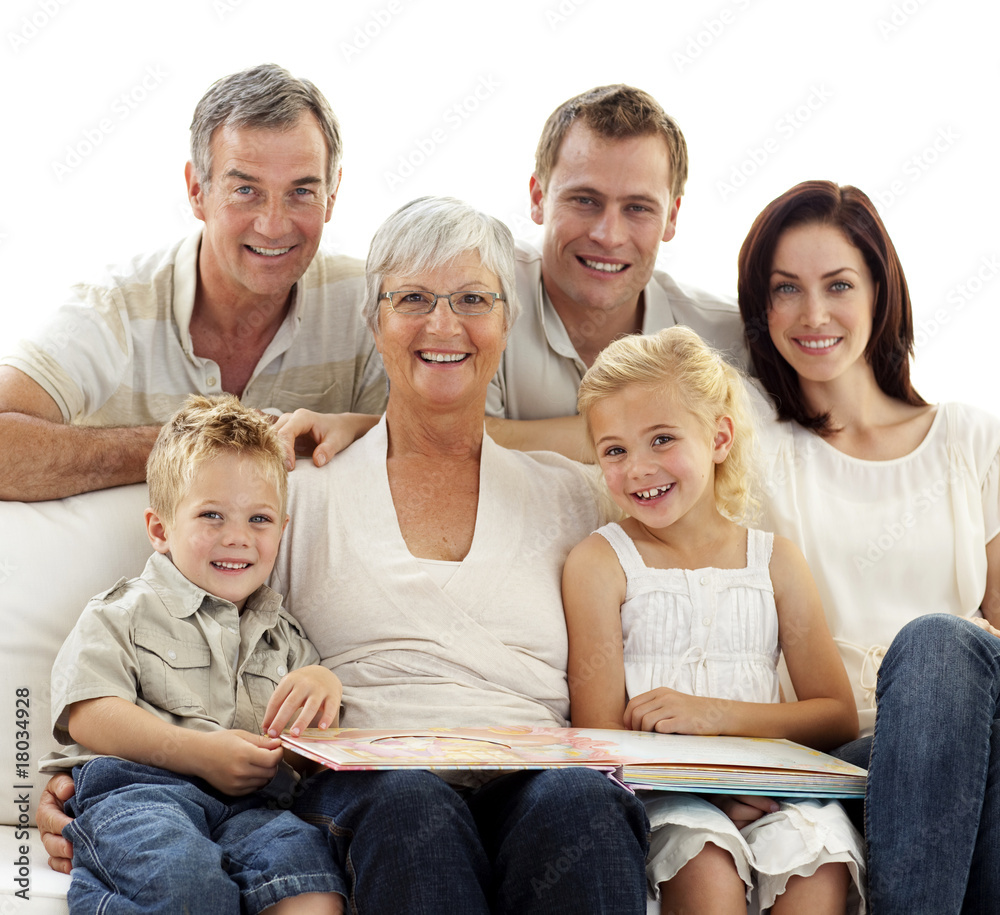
[563,326,864,914]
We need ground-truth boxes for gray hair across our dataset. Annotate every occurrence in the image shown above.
[189,63,342,190]
[364,197,520,334]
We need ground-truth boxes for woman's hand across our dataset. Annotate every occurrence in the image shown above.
[272,410,379,470]
[971,617,1000,639]
[710,794,780,830]
[624,687,725,734]
[38,772,76,874]
[262,665,343,737]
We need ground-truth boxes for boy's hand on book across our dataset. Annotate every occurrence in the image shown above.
[624,687,722,735]
[191,730,283,796]
[262,665,343,737]
[709,794,780,830]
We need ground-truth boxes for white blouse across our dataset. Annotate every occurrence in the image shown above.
[755,395,1000,734]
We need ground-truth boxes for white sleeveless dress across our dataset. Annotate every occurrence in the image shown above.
[597,522,866,914]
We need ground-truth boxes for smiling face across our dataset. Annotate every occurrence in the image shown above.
[375,253,507,415]
[145,452,287,611]
[530,123,678,323]
[588,383,731,533]
[186,112,338,308]
[767,221,876,390]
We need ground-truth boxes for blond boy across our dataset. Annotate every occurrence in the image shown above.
[42,394,345,915]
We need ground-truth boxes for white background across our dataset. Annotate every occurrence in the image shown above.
[2,0,998,413]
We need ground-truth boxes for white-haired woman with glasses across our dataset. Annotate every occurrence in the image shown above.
[274,195,648,913]
[284,198,658,912]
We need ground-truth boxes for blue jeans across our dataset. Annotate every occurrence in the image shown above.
[64,757,345,914]
[833,615,1000,915]
[293,766,649,913]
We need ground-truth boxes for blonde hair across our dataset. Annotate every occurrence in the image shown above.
[577,326,758,523]
[147,394,287,526]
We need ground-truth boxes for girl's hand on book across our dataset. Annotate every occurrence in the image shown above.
[624,687,723,735]
[709,794,780,830]
[263,665,343,737]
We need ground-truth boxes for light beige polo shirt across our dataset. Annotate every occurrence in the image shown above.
[486,239,748,420]
[41,551,320,771]
[3,231,387,426]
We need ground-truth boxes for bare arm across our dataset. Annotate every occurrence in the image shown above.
[0,366,159,501]
[68,696,283,796]
[485,414,592,462]
[562,534,630,729]
[763,535,859,748]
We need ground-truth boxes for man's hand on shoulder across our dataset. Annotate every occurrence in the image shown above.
[273,409,380,470]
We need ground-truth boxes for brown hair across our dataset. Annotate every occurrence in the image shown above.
[737,180,926,433]
[534,85,688,201]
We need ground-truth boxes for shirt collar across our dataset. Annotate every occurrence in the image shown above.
[142,551,282,622]
[638,272,676,333]
[172,230,202,355]
[537,277,582,363]
[171,229,305,359]
[536,270,676,362]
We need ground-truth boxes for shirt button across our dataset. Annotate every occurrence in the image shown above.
[699,576,708,586]
[277,666,287,677]
[703,618,711,627]
[207,375,218,387]
[167,650,177,660]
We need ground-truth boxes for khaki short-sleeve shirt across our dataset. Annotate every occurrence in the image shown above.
[41,551,320,771]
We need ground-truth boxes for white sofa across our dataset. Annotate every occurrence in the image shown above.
[0,482,151,913]
[0,479,663,913]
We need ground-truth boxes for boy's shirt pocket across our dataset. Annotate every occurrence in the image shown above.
[135,629,212,712]
[241,648,290,732]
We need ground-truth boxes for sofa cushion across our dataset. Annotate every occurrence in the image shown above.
[0,483,150,831]
[0,827,70,912]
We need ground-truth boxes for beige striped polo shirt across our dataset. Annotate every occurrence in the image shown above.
[2,231,387,426]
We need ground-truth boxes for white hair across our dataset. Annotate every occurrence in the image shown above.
[363,196,520,333]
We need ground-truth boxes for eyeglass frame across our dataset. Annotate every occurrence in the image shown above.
[378,290,506,316]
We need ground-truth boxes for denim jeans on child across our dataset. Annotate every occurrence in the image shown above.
[64,757,345,915]
[833,614,1000,915]
[293,765,649,914]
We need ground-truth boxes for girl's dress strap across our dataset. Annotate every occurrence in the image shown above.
[746,527,774,570]
[595,522,647,574]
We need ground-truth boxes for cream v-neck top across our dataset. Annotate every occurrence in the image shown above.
[270,416,605,729]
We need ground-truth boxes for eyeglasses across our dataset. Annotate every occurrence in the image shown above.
[379,290,505,316]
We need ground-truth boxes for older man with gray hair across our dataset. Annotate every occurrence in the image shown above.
[0,63,386,502]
